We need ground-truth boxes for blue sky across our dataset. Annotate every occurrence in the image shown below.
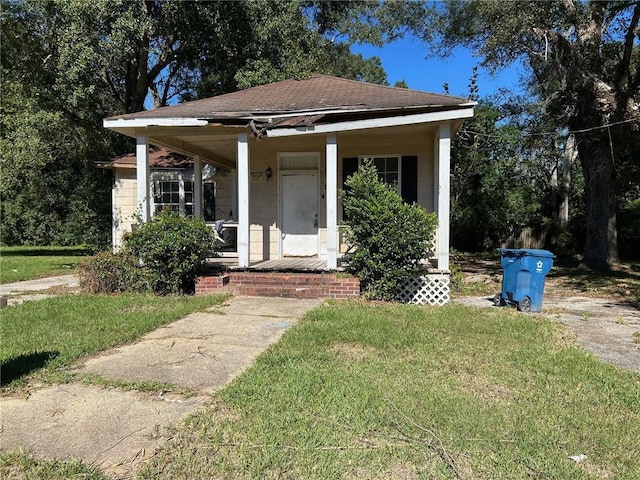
[353,36,525,98]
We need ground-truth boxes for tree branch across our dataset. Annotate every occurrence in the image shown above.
[105,72,124,110]
[617,3,640,94]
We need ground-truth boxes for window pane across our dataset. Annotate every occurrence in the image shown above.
[171,192,179,203]
[386,157,398,171]
[185,205,193,216]
[386,172,399,185]
[374,158,386,171]
[185,192,193,203]
[204,183,216,222]
[184,181,193,192]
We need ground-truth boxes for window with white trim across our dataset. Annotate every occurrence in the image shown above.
[151,172,194,216]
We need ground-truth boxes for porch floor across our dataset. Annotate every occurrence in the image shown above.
[206,257,348,272]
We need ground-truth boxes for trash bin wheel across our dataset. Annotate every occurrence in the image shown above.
[517,296,532,313]
[493,294,503,307]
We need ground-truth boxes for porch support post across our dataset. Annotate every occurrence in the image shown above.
[434,123,451,271]
[193,155,202,218]
[237,133,250,267]
[326,133,338,269]
[136,136,150,222]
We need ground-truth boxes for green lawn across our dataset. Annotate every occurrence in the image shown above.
[0,246,90,283]
[138,301,640,480]
[0,293,227,389]
[2,300,638,479]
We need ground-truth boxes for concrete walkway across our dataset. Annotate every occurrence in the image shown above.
[0,296,322,478]
[0,274,79,306]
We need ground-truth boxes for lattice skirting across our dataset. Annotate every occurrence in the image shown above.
[397,274,451,306]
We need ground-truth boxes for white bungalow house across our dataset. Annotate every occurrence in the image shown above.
[103,75,475,303]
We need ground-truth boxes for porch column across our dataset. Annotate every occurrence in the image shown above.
[326,133,338,269]
[136,136,150,222]
[433,123,451,271]
[193,155,202,218]
[237,133,250,267]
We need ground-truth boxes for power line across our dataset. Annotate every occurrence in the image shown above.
[461,116,640,139]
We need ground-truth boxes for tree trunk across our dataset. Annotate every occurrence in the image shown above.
[577,134,618,269]
[558,133,576,230]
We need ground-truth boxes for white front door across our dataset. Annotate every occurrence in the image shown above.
[281,172,319,256]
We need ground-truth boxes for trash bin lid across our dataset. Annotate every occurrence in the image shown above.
[520,249,555,258]
[497,248,555,258]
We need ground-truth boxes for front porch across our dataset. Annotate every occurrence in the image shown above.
[196,256,449,305]
[104,76,476,305]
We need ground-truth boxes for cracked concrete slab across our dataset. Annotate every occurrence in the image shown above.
[0,296,323,476]
[0,384,206,478]
[0,274,80,306]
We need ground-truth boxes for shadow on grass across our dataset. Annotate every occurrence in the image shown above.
[548,264,640,307]
[0,248,88,257]
[1,351,59,386]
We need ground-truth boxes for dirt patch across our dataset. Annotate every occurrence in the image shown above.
[455,372,514,404]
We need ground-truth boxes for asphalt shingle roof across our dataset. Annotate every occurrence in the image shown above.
[106,75,470,121]
[99,148,192,169]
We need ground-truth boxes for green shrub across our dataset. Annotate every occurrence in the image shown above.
[78,251,149,294]
[618,199,640,260]
[341,161,438,300]
[125,211,218,294]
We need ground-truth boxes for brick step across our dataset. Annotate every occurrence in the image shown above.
[196,272,360,299]
[231,284,327,299]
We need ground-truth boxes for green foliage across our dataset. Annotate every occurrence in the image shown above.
[125,212,218,295]
[618,199,640,261]
[78,251,149,294]
[196,0,390,96]
[451,100,543,250]
[0,79,112,249]
[78,213,218,295]
[341,161,437,300]
[410,0,640,267]
[1,0,398,250]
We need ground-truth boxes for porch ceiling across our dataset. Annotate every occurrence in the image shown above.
[134,121,450,170]
[148,132,238,169]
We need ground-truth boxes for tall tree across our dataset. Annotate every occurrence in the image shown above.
[1,0,395,247]
[414,0,640,268]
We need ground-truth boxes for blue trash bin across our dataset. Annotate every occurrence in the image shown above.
[494,248,555,312]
